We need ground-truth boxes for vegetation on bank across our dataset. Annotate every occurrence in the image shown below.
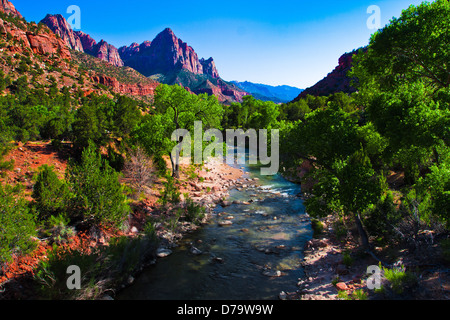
[0,0,448,300]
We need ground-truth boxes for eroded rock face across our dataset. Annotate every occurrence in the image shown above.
[119,28,204,76]
[40,14,83,51]
[0,17,71,61]
[118,28,248,103]
[90,40,124,67]
[200,57,220,79]
[74,31,96,52]
[40,14,124,67]
[0,0,22,19]
[91,75,158,96]
[26,32,71,60]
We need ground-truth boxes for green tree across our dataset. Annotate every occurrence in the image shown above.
[352,0,450,93]
[0,184,37,264]
[348,0,450,232]
[66,142,130,229]
[32,165,69,223]
[150,84,223,178]
[281,105,387,249]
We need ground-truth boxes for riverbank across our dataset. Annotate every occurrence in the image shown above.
[288,215,449,300]
[0,153,257,300]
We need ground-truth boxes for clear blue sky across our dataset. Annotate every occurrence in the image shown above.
[13,0,426,88]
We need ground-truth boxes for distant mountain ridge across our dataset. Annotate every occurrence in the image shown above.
[231,81,303,103]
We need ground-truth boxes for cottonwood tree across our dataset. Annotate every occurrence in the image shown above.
[135,84,223,178]
[282,105,387,250]
[350,0,450,227]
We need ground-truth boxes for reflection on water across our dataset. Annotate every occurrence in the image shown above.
[117,157,313,300]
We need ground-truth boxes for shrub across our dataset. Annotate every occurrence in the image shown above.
[32,165,69,223]
[66,142,130,229]
[34,232,158,299]
[183,197,206,225]
[158,175,181,208]
[342,250,354,267]
[45,215,75,245]
[352,289,368,300]
[122,147,155,196]
[364,191,402,243]
[33,244,101,300]
[441,239,450,264]
[382,264,417,294]
[0,184,37,264]
[311,218,324,237]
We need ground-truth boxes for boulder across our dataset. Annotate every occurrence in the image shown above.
[156,248,172,258]
[335,282,349,291]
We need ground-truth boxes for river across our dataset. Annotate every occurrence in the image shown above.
[116,158,313,300]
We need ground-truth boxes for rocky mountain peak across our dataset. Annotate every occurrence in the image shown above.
[40,14,124,67]
[120,28,204,76]
[91,39,124,67]
[0,0,22,18]
[40,14,84,51]
[200,57,220,79]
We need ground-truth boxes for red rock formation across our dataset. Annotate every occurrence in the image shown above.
[0,17,71,61]
[119,28,204,76]
[40,14,83,51]
[74,31,96,52]
[90,40,124,67]
[26,32,71,60]
[91,75,158,96]
[200,57,220,79]
[0,0,22,19]
[40,14,124,67]
[119,28,248,103]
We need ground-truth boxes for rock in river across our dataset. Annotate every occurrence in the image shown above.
[190,246,203,255]
[156,248,172,258]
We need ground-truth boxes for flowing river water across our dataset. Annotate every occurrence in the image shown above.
[117,158,313,300]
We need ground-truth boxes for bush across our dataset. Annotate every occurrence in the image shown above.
[311,218,324,237]
[158,175,181,208]
[342,250,354,267]
[364,191,402,243]
[45,215,75,245]
[33,244,101,300]
[183,197,206,225]
[34,233,158,299]
[66,142,130,229]
[32,165,69,223]
[382,264,417,294]
[441,239,450,264]
[0,184,37,264]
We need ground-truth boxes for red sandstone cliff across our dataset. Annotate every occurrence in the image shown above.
[91,74,158,97]
[0,0,22,19]
[40,14,124,67]
[0,17,71,61]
